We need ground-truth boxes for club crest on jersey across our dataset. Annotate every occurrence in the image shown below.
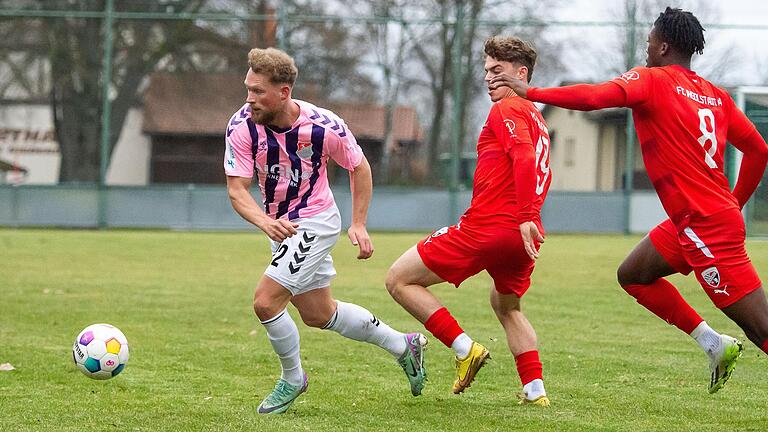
[701,266,720,288]
[297,141,313,159]
[504,119,517,137]
[258,141,267,152]
[618,70,640,83]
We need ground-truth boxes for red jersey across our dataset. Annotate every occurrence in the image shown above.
[611,65,757,223]
[465,95,551,225]
[529,65,762,227]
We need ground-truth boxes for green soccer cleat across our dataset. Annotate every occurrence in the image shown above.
[708,335,743,394]
[397,333,428,396]
[257,373,308,414]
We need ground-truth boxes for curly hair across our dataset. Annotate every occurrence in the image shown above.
[483,36,537,83]
[247,48,298,85]
[654,7,705,56]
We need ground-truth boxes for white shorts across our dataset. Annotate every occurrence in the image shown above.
[264,205,341,295]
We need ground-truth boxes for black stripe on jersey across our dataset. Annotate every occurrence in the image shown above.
[263,128,281,215]
[246,118,260,165]
[288,124,325,220]
[275,127,302,219]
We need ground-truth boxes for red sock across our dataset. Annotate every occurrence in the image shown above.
[761,339,768,354]
[623,278,703,334]
[424,307,464,348]
[515,350,543,386]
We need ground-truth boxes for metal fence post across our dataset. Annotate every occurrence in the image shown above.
[11,185,19,226]
[98,0,115,228]
[449,4,464,224]
[186,183,194,229]
[622,0,637,235]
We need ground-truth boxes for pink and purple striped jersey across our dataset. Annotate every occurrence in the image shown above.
[224,99,363,220]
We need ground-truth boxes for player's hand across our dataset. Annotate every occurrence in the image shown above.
[347,223,374,260]
[257,217,299,242]
[519,221,544,260]
[489,74,530,98]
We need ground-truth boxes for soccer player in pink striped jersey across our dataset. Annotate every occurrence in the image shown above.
[225,48,427,414]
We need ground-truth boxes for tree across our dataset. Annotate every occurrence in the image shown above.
[0,0,375,183]
[46,0,228,183]
[575,0,737,84]
[399,0,564,180]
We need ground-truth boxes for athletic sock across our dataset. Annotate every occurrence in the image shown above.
[323,301,407,357]
[523,379,546,400]
[451,333,473,359]
[261,309,304,386]
[622,278,704,334]
[690,321,723,358]
[516,350,545,400]
[761,339,768,354]
[424,307,471,357]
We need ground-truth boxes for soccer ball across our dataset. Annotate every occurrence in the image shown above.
[72,323,129,380]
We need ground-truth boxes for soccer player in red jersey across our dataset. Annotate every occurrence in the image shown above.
[386,36,552,406]
[490,7,768,393]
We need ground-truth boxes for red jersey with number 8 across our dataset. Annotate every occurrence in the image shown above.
[611,65,756,225]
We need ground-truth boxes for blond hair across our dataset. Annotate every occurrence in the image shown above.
[247,48,298,85]
[483,36,537,83]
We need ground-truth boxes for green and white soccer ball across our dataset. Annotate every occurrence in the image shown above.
[72,324,129,380]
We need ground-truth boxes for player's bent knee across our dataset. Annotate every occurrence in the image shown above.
[384,267,403,297]
[617,263,653,287]
[299,312,331,329]
[253,295,280,320]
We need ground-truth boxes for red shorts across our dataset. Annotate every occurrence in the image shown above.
[649,209,761,308]
[416,218,539,297]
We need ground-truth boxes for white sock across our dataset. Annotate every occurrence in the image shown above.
[690,321,722,358]
[523,378,546,400]
[261,309,304,386]
[452,333,473,359]
[323,301,407,357]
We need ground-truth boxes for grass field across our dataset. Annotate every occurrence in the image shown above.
[2,229,768,431]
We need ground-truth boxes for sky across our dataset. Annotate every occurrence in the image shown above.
[550,0,768,85]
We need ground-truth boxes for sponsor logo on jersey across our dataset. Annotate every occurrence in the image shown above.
[701,266,720,288]
[262,163,313,185]
[504,119,516,137]
[226,140,236,169]
[618,70,640,83]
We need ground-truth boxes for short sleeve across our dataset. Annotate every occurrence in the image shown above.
[610,67,653,107]
[224,122,255,178]
[325,122,364,171]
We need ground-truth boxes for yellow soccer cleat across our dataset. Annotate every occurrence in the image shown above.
[452,342,490,394]
[518,394,550,407]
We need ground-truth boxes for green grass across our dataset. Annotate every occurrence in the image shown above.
[1,229,768,431]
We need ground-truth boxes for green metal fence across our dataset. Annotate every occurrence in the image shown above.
[1,1,767,233]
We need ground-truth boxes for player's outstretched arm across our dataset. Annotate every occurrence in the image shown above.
[226,175,298,242]
[348,156,374,260]
[489,74,628,111]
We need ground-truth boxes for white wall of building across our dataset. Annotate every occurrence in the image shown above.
[0,104,150,185]
[546,108,600,191]
[106,108,151,185]
[0,104,59,184]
